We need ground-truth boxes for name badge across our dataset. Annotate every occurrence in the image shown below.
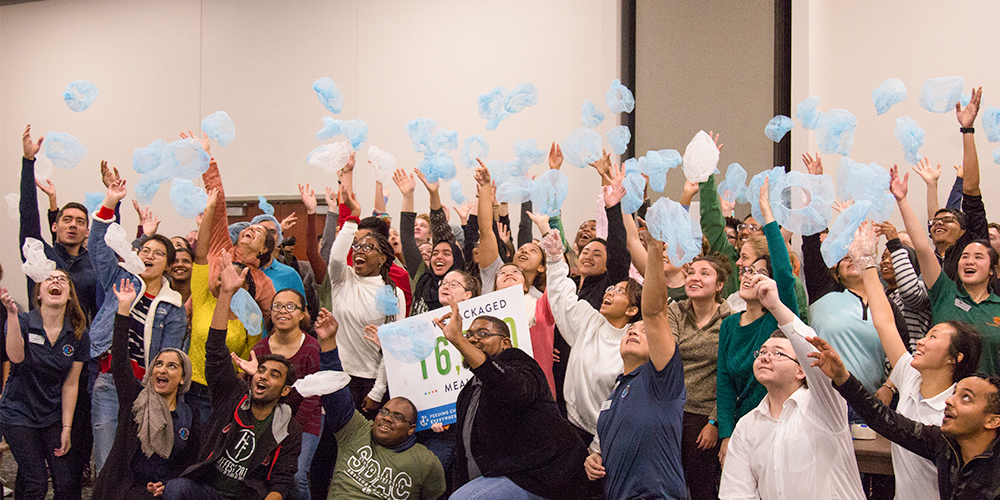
[28,333,45,345]
[955,298,972,312]
[600,399,612,412]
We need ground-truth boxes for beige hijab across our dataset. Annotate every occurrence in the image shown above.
[133,348,193,458]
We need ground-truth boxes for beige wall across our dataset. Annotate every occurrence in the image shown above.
[0,0,621,304]
[636,0,776,211]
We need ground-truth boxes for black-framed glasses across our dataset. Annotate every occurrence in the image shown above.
[377,407,411,425]
[739,266,770,278]
[753,349,799,365]
[351,242,377,253]
[271,303,303,313]
[43,275,69,284]
[138,247,167,259]
[928,216,959,230]
[464,328,507,340]
[439,280,467,290]
[737,223,763,234]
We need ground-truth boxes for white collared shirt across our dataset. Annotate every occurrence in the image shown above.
[720,317,865,500]
[888,352,952,500]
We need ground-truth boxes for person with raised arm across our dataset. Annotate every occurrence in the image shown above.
[877,220,933,348]
[890,161,1000,375]
[89,177,187,474]
[851,220,983,500]
[811,334,1000,499]
[1,271,88,499]
[718,274,865,500]
[716,180,800,465]
[93,279,200,499]
[586,228,687,499]
[163,253,301,500]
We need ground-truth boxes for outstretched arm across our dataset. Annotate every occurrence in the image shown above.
[852,223,907,368]
[958,87,982,196]
[911,157,942,220]
[474,161,500,270]
[891,165,942,287]
[1,289,23,364]
[641,230,676,370]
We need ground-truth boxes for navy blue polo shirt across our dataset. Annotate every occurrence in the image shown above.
[597,348,687,500]
[0,310,89,429]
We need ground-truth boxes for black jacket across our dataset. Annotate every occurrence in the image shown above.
[93,315,201,499]
[837,374,1000,500]
[179,327,301,500]
[452,347,591,500]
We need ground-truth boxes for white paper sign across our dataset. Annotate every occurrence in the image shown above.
[381,287,532,431]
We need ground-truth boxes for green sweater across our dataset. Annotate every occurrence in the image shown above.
[715,221,799,438]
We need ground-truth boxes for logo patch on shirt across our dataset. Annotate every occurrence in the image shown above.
[179,428,189,440]
[62,345,74,357]
[621,384,630,398]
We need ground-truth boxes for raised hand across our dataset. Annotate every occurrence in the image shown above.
[230,350,258,375]
[707,130,724,151]
[340,181,361,217]
[342,152,356,174]
[910,157,940,185]
[325,186,338,208]
[36,179,57,208]
[548,142,563,169]
[956,86,983,128]
[23,125,43,160]
[133,200,161,237]
[101,160,121,188]
[954,164,964,178]
[831,199,854,214]
[105,179,128,208]
[0,287,18,314]
[540,229,565,261]
[218,250,248,295]
[414,168,439,194]
[453,200,474,226]
[280,212,297,233]
[525,210,550,233]
[889,165,909,201]
[602,162,627,208]
[758,177,775,224]
[497,222,511,244]
[589,149,611,179]
[474,159,492,186]
[299,183,317,214]
[432,300,464,344]
[392,168,415,196]
[806,336,850,385]
[751,275,781,311]
[180,130,211,155]
[848,221,879,270]
[801,152,822,175]
[113,278,138,311]
[876,221,899,242]
[205,188,219,210]
[314,308,339,342]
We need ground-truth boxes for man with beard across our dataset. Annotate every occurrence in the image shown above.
[435,300,591,500]
[164,254,301,500]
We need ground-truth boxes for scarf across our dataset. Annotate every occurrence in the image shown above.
[133,348,193,459]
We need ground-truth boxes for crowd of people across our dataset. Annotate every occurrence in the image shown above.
[0,86,999,500]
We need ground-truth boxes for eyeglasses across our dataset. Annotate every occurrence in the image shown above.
[43,275,69,284]
[498,268,523,278]
[739,266,770,278]
[377,407,411,425]
[351,242,377,253]
[439,280,467,290]
[753,349,799,364]
[138,247,167,259]
[270,303,303,312]
[464,328,507,340]
[605,285,627,296]
[928,216,959,230]
[737,223,763,234]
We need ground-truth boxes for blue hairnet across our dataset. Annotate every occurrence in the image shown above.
[63,80,99,112]
[417,152,457,183]
[747,167,787,223]
[378,318,438,364]
[645,197,702,265]
[581,99,605,128]
[134,170,170,205]
[230,288,263,338]
[229,221,250,245]
[338,119,369,150]
[307,142,352,173]
[982,106,1000,143]
[478,83,538,130]
[201,111,236,147]
[486,159,514,187]
[434,127,458,152]
[449,180,468,205]
[682,131,721,183]
[640,149,682,193]
[406,118,438,154]
[132,140,168,174]
[871,78,907,115]
[764,115,793,142]
[496,176,534,204]
[83,191,105,216]
[514,139,546,167]
[992,147,1000,166]
[160,138,211,179]
[43,131,88,170]
[769,171,834,236]
[562,128,603,168]
[893,116,926,165]
[836,158,894,222]
[312,77,343,114]
[257,195,275,216]
[505,83,539,113]
[607,126,631,155]
[169,179,208,219]
[816,109,857,156]
[796,96,822,130]
[717,163,748,204]
[606,79,635,114]
[621,172,645,214]
[315,116,341,140]
[530,170,569,216]
[623,158,640,176]
[375,284,400,316]
[919,77,964,113]
[251,213,282,245]
[461,135,489,168]
[820,200,872,267]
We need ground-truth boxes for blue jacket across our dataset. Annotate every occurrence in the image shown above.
[87,212,186,361]
[19,157,99,320]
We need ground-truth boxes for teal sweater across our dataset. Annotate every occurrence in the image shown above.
[715,221,799,438]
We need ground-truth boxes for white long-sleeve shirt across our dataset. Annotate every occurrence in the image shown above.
[720,316,865,500]
[546,259,627,435]
[328,221,406,379]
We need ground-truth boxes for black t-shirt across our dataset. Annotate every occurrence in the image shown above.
[130,401,194,483]
[208,411,274,499]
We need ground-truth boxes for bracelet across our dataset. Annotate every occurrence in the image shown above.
[881,383,898,394]
[961,127,975,134]
[708,419,718,427]
[63,425,72,428]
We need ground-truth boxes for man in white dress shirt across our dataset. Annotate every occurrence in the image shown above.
[719,274,865,500]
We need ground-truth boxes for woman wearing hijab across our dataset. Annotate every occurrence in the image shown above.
[93,279,199,499]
